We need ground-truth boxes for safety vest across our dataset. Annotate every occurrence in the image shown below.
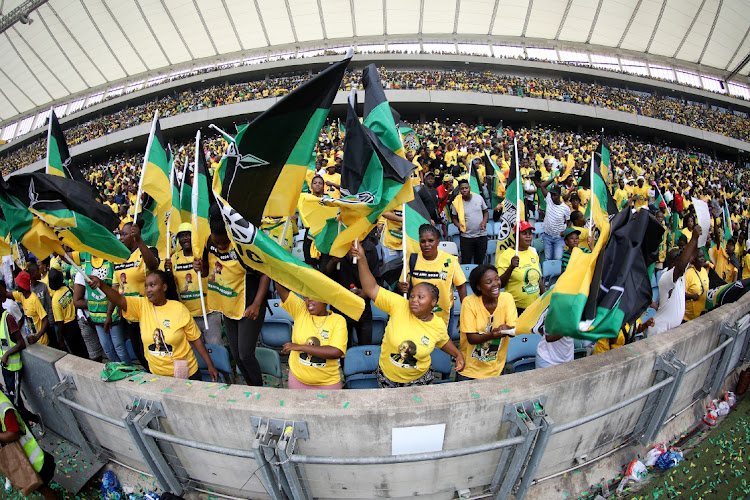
[0,392,43,473]
[0,312,21,371]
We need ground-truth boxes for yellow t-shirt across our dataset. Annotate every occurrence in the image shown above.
[405,250,466,325]
[684,266,709,321]
[633,185,649,209]
[375,288,449,383]
[459,293,518,379]
[123,297,200,377]
[51,287,76,324]
[206,241,248,320]
[113,248,150,297]
[743,254,750,280]
[382,208,403,250]
[593,331,626,354]
[613,189,628,209]
[282,294,347,386]
[169,249,207,318]
[322,172,341,199]
[12,291,49,346]
[495,247,542,309]
[711,244,738,283]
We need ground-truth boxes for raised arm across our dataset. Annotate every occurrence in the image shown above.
[674,225,702,281]
[132,223,159,271]
[87,275,127,311]
[352,243,380,302]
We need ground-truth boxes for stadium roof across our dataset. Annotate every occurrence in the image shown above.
[0,0,749,123]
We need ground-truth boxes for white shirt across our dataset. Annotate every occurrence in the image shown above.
[537,335,574,365]
[74,272,91,319]
[648,267,685,336]
[543,193,571,238]
[2,299,23,323]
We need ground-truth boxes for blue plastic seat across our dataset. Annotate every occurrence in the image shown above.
[450,300,461,342]
[460,264,477,280]
[193,343,233,383]
[485,239,498,265]
[438,241,459,256]
[506,334,541,373]
[371,305,388,345]
[542,259,562,287]
[486,220,496,237]
[261,299,294,348]
[343,346,381,389]
[511,358,536,373]
[448,224,461,248]
[255,347,283,387]
[431,348,453,383]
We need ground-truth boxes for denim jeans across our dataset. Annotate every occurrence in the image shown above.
[94,321,131,365]
[542,232,565,261]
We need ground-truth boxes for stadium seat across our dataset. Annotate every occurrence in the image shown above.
[438,241,459,256]
[291,245,305,261]
[460,264,477,280]
[261,299,294,348]
[431,348,453,383]
[486,220,496,237]
[448,225,461,248]
[532,237,545,264]
[450,300,461,342]
[343,346,381,389]
[505,334,541,373]
[193,344,233,383]
[542,259,562,287]
[573,339,588,359]
[371,304,388,345]
[256,347,283,387]
[485,239,497,264]
[511,358,536,373]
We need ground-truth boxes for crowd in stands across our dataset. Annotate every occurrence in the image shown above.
[3,67,750,176]
[3,117,749,391]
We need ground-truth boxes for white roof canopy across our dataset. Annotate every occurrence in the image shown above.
[0,0,748,123]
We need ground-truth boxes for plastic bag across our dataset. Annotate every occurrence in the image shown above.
[655,449,683,470]
[702,401,719,426]
[101,471,122,500]
[644,443,667,466]
[717,401,730,416]
[723,391,736,409]
[616,460,648,494]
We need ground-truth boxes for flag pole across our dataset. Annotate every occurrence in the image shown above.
[45,107,53,175]
[208,123,232,140]
[133,110,159,226]
[402,205,408,298]
[62,254,92,285]
[588,150,594,230]
[279,216,291,249]
[192,130,209,330]
[514,137,521,256]
[166,161,174,259]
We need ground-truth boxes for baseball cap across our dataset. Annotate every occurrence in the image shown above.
[15,271,31,291]
[549,184,562,194]
[177,222,192,235]
[443,175,453,182]
[563,227,581,239]
[516,221,533,233]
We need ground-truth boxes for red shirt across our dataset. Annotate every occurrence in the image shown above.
[3,411,20,433]
[674,193,684,212]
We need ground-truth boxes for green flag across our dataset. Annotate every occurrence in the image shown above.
[723,199,733,241]
[0,174,130,262]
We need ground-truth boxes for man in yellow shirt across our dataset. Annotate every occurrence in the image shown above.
[322,164,341,199]
[684,252,710,321]
[613,179,629,210]
[633,176,649,210]
[711,231,738,283]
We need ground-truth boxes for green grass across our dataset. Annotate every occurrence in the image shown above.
[623,394,750,499]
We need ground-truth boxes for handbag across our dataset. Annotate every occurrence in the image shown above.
[153,306,190,379]
[0,441,42,496]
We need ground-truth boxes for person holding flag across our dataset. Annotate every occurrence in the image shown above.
[451,179,489,265]
[114,221,160,368]
[194,205,270,387]
[164,223,220,345]
[352,242,464,387]
[496,221,545,314]
[711,224,739,283]
[397,224,467,335]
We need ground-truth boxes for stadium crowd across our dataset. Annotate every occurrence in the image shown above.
[2,68,750,176]
[3,117,749,390]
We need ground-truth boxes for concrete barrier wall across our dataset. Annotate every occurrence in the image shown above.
[18,293,749,499]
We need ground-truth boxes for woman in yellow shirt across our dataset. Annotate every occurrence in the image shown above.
[684,253,710,321]
[458,265,517,381]
[353,243,464,387]
[89,270,218,381]
[47,269,89,358]
[496,221,545,314]
[4,271,49,346]
[276,284,347,390]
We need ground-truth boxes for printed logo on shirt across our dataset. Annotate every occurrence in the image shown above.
[298,337,326,367]
[162,319,170,328]
[472,340,500,363]
[522,268,541,295]
[420,335,430,346]
[412,270,448,281]
[390,340,418,368]
[149,329,173,357]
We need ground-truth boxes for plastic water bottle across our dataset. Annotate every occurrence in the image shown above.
[5,477,12,492]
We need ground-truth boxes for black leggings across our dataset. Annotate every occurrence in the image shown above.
[60,320,89,359]
[224,313,265,386]
[124,321,149,371]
